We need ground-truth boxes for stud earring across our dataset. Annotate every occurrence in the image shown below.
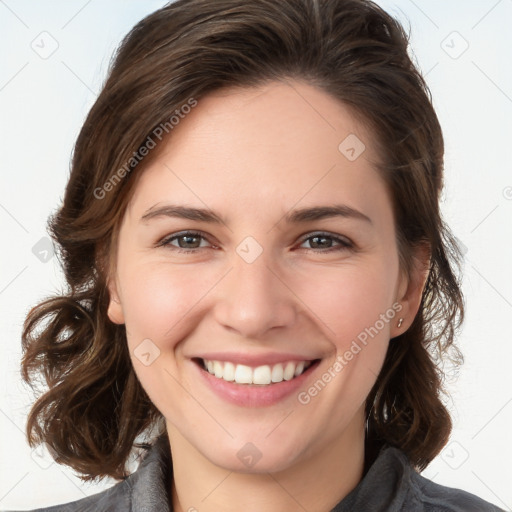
[397,318,404,328]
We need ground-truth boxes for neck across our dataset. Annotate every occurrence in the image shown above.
[168,409,366,512]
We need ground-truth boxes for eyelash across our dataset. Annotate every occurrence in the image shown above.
[156,230,354,255]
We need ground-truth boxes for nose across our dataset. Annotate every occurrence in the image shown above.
[213,247,298,339]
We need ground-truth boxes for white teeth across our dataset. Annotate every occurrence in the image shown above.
[271,364,284,382]
[253,365,272,385]
[223,361,235,381]
[201,359,312,385]
[234,364,252,384]
[213,360,223,378]
[294,361,305,377]
[283,362,295,381]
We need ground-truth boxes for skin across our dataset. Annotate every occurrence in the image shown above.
[107,80,429,512]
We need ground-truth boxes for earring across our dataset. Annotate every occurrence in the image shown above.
[397,318,404,328]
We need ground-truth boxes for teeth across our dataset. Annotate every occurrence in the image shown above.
[223,362,235,381]
[283,362,295,381]
[234,364,252,384]
[271,364,284,383]
[213,361,223,378]
[294,361,305,376]
[202,359,312,385]
[253,365,272,385]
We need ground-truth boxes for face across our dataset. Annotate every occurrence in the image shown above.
[107,80,422,473]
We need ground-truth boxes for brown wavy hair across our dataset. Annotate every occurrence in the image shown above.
[21,0,464,481]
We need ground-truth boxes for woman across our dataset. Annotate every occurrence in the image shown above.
[18,0,503,511]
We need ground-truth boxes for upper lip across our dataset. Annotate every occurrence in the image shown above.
[192,351,320,367]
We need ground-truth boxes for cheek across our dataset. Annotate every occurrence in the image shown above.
[290,264,397,424]
[293,259,397,348]
[117,260,218,415]
[118,259,213,347]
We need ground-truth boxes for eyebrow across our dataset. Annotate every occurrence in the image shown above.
[140,204,372,225]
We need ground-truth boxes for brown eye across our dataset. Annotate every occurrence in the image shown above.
[174,234,203,249]
[158,231,213,253]
[299,232,353,253]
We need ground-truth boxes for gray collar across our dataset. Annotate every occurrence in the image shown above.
[83,435,499,512]
[22,434,501,511]
[128,434,172,512]
[128,436,406,511]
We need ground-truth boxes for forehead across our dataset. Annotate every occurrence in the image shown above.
[125,80,390,226]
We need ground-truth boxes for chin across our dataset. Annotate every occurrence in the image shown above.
[199,435,308,474]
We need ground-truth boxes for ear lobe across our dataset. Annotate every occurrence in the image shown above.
[392,243,431,336]
[106,277,125,325]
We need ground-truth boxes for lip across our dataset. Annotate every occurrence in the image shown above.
[191,357,321,407]
[191,351,318,367]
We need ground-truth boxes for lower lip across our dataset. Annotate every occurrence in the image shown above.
[193,359,321,407]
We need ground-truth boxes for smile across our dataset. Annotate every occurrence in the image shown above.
[201,358,313,385]
[191,355,322,406]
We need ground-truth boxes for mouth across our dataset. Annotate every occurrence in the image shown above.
[192,357,321,386]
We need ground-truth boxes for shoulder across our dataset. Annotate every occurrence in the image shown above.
[10,479,132,512]
[336,444,504,512]
[388,447,504,512]
[7,435,172,512]
[409,470,504,512]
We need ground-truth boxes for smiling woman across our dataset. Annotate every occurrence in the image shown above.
[17,1,503,512]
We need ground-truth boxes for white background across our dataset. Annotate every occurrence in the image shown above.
[1,0,511,510]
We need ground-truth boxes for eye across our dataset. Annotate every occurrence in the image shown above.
[157,231,214,253]
[156,230,354,255]
[297,232,353,253]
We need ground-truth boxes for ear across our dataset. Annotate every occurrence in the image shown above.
[106,275,125,325]
[391,243,430,337]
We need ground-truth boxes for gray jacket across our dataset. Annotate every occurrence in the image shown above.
[11,435,504,511]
